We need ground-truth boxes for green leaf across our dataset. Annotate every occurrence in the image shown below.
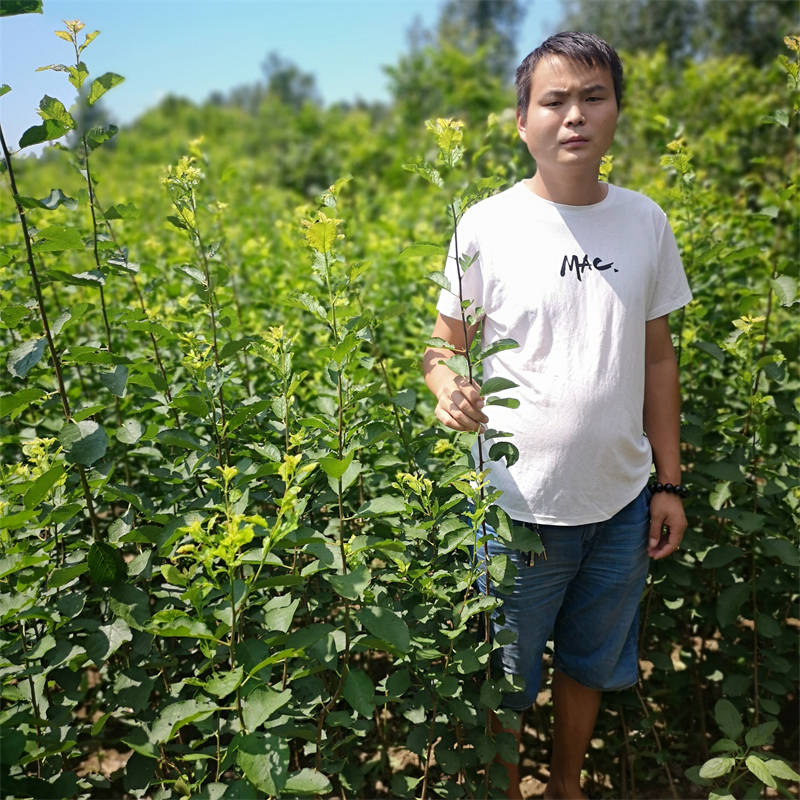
[235,731,289,794]
[85,617,132,664]
[32,225,83,251]
[698,756,735,779]
[66,61,89,90]
[356,606,410,652]
[702,545,744,568]
[401,242,445,259]
[19,119,68,147]
[343,668,375,716]
[264,595,300,633]
[0,551,48,576]
[0,84,9,97]
[710,738,741,753]
[402,160,443,187]
[745,755,777,788]
[479,338,519,359]
[283,768,333,795]
[38,188,77,210]
[79,29,100,53]
[441,354,469,377]
[151,699,218,744]
[0,1,43,17]
[242,686,292,730]
[88,542,126,586]
[319,451,353,479]
[714,698,744,740]
[105,201,140,220]
[716,583,749,628]
[51,309,72,335]
[0,387,44,419]
[481,376,518,395]
[24,464,65,508]
[146,609,216,640]
[744,721,778,748]
[760,537,799,567]
[488,441,519,467]
[357,495,405,517]
[427,270,451,291]
[85,124,118,150]
[87,72,125,105]
[324,564,371,601]
[109,583,150,628]
[392,388,416,411]
[771,275,797,306]
[486,396,520,409]
[764,759,800,781]
[60,420,108,466]
[116,419,143,444]
[100,365,128,397]
[709,481,732,511]
[49,562,88,589]
[205,667,243,698]
[7,338,45,378]
[38,95,74,129]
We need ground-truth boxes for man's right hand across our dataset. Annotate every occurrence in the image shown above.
[434,374,488,432]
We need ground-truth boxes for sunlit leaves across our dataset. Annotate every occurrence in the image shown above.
[87,72,125,105]
[59,420,108,466]
[302,211,340,254]
[7,337,45,377]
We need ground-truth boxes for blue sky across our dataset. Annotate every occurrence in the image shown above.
[1,0,562,152]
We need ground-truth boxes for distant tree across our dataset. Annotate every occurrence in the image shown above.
[696,0,798,65]
[261,51,321,109]
[435,0,526,79]
[559,0,796,65]
[386,0,524,123]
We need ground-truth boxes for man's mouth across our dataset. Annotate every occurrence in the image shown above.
[562,135,589,144]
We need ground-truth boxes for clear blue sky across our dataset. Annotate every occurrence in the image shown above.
[1,0,563,152]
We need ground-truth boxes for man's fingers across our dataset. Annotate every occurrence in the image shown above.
[435,404,480,432]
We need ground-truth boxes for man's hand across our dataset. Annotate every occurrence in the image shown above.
[434,374,488,432]
[647,492,687,559]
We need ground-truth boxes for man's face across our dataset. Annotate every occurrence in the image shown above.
[516,55,618,177]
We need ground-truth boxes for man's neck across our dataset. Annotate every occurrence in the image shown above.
[525,169,608,206]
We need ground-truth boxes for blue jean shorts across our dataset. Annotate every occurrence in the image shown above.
[475,486,651,710]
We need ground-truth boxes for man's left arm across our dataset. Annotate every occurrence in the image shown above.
[644,315,688,559]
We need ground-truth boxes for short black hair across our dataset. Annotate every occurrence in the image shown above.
[515,32,624,116]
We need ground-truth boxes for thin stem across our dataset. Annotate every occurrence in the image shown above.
[0,121,100,540]
[635,684,678,800]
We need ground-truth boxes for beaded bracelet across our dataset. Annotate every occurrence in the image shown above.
[649,481,689,498]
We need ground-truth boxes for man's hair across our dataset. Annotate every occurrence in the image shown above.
[515,32,624,116]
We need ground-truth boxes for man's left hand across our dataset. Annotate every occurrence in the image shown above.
[648,492,687,559]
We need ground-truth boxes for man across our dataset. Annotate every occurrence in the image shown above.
[422,32,691,799]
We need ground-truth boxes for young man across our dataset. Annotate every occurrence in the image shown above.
[422,32,691,800]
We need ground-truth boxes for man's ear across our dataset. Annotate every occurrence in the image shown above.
[516,108,526,141]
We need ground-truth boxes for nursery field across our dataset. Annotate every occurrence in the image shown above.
[0,9,798,800]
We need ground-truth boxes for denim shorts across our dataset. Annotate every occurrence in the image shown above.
[475,486,651,710]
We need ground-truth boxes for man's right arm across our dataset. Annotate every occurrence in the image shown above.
[422,313,488,432]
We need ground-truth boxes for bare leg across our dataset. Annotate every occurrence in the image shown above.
[490,711,523,800]
[544,669,601,800]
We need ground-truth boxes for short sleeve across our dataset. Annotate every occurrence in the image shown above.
[435,209,485,322]
[646,216,693,320]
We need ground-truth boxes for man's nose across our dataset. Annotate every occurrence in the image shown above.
[566,102,585,126]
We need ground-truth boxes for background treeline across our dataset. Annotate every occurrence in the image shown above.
[0,1,797,798]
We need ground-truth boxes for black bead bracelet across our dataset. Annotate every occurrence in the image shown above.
[649,481,689,498]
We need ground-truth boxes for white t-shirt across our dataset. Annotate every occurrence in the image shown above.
[436,181,692,525]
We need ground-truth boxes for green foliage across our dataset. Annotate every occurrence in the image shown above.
[0,15,797,800]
